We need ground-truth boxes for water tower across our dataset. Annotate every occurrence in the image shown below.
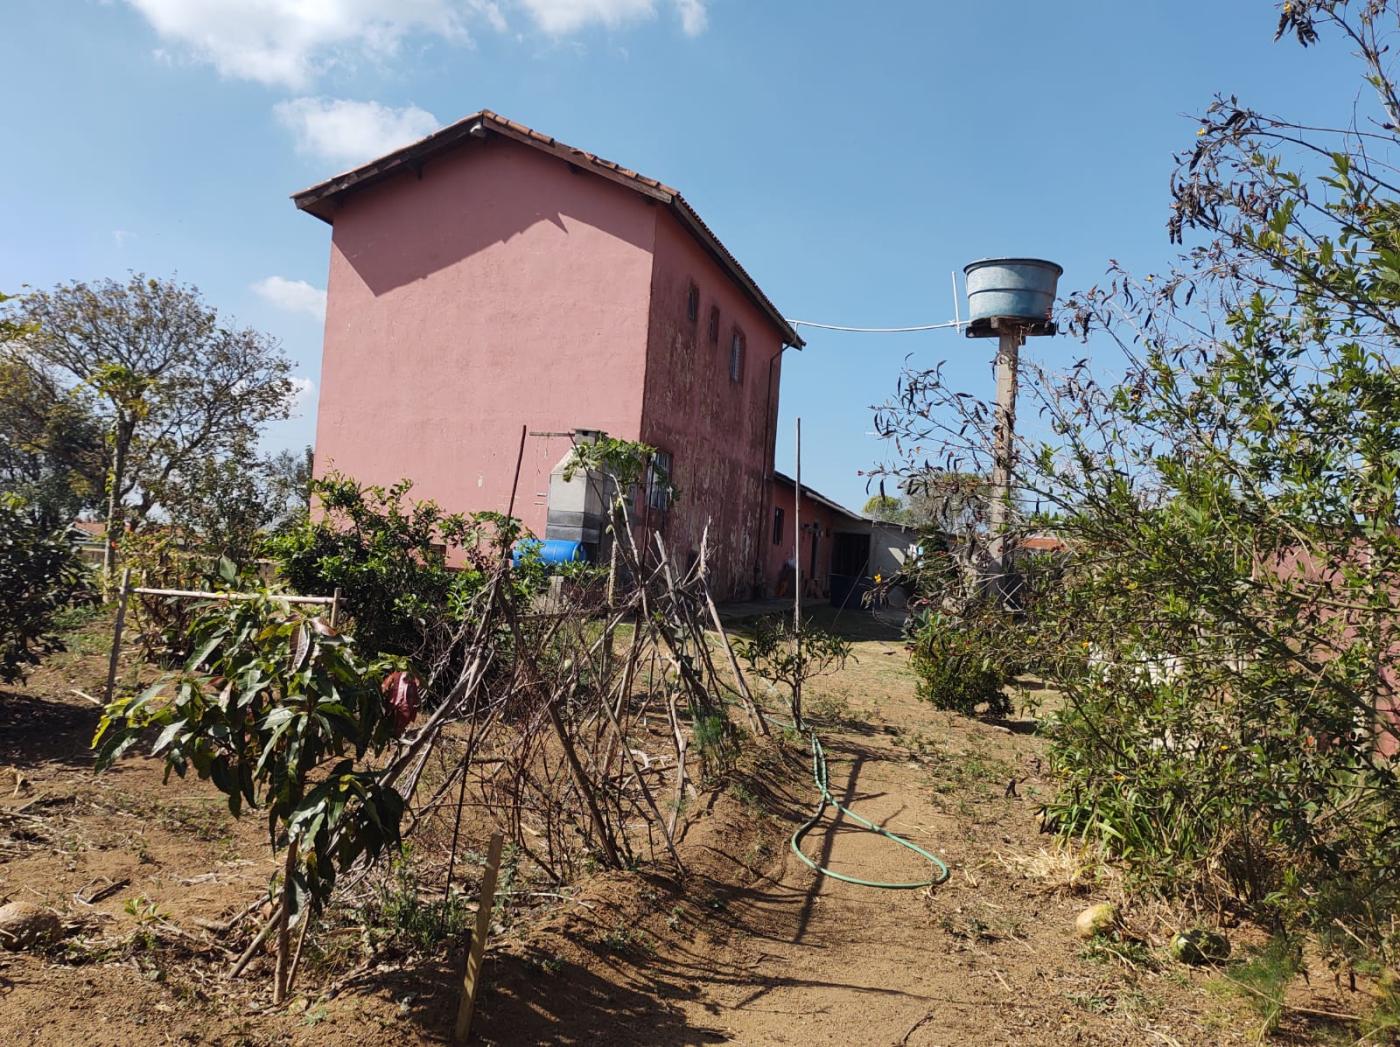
[962,257,1062,598]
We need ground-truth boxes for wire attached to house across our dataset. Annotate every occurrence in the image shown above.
[786,271,969,336]
[786,318,965,334]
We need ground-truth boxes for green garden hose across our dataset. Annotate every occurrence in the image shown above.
[790,727,950,889]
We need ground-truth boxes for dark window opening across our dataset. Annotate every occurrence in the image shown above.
[772,505,785,545]
[708,305,720,345]
[647,450,673,511]
[729,329,746,383]
[809,529,820,576]
[686,282,699,324]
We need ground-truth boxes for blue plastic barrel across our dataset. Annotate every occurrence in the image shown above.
[963,258,1062,325]
[512,539,585,567]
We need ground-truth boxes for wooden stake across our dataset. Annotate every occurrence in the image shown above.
[453,831,504,1045]
[704,586,768,736]
[273,837,298,1005]
[103,568,132,707]
[329,587,341,629]
[545,697,621,868]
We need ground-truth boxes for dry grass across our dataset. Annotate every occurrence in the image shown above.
[996,841,1112,896]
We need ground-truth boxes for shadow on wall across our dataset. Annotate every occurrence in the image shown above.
[330,138,656,300]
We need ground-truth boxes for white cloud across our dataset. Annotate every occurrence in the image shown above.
[674,0,706,36]
[274,98,440,167]
[252,276,327,321]
[287,376,317,415]
[518,0,707,35]
[123,1,503,88]
[518,0,651,33]
[124,1,705,88]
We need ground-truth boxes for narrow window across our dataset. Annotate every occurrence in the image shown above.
[809,529,820,576]
[647,450,673,511]
[729,329,746,383]
[686,282,699,324]
[708,305,720,345]
[772,505,785,545]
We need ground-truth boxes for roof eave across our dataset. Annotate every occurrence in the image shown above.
[289,110,804,348]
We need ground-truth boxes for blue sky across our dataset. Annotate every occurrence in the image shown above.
[0,1,1361,511]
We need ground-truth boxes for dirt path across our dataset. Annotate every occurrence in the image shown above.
[639,652,1170,1045]
[1,611,1284,1045]
[477,623,1261,1046]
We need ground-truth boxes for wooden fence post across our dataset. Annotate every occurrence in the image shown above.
[453,831,504,1045]
[103,568,132,706]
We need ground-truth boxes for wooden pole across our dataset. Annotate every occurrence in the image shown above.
[129,586,335,605]
[792,418,803,730]
[272,837,298,1005]
[988,328,1022,603]
[453,831,505,1045]
[103,568,132,706]
[545,697,621,868]
[329,587,341,629]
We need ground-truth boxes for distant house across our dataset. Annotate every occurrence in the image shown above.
[767,472,918,607]
[295,110,803,599]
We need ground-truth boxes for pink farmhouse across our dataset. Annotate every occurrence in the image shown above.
[295,110,882,600]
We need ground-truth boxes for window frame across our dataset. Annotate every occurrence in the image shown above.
[772,505,785,546]
[708,304,720,346]
[729,327,746,383]
[686,282,700,325]
[646,450,674,512]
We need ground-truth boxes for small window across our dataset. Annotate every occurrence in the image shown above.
[686,282,699,324]
[729,329,746,383]
[647,450,673,511]
[708,305,720,345]
[772,506,785,545]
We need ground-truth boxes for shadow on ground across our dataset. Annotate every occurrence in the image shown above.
[719,600,906,643]
[0,689,102,770]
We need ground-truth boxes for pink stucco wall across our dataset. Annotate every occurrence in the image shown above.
[639,209,785,599]
[765,480,851,600]
[313,136,656,538]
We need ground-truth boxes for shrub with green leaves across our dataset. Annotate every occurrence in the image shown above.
[267,473,511,670]
[0,495,93,683]
[906,609,1016,718]
[874,2,1400,971]
[94,592,405,1001]
[735,615,852,729]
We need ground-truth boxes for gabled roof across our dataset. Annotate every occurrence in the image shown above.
[772,471,865,526]
[291,109,803,348]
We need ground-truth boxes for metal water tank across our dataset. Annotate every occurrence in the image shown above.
[963,258,1062,337]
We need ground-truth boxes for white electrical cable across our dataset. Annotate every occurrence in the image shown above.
[785,318,966,334]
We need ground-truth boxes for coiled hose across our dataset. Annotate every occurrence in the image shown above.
[790,727,950,889]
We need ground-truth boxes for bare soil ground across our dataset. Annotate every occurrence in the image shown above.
[0,608,1366,1045]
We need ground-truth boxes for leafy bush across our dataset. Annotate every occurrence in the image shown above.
[0,496,94,682]
[94,592,405,1001]
[735,615,852,729]
[267,474,500,667]
[906,609,1016,717]
[120,527,236,665]
[872,2,1400,973]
